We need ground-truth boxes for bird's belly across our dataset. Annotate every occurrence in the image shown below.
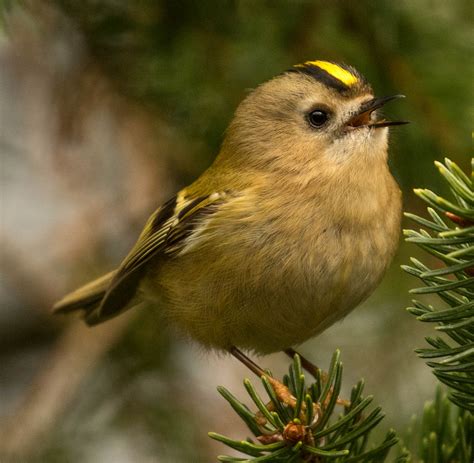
[147,217,398,354]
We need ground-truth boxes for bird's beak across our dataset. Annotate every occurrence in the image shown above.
[346,94,409,129]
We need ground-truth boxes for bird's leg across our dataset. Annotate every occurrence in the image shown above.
[284,348,325,381]
[229,346,266,377]
[229,346,298,409]
[229,347,326,430]
[284,348,349,407]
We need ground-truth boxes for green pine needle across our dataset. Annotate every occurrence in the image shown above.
[399,387,474,462]
[210,352,399,462]
[403,158,474,413]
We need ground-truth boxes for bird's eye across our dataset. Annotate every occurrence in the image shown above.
[308,109,329,128]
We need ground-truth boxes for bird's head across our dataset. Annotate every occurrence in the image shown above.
[220,60,408,174]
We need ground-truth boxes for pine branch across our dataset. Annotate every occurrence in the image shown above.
[402,157,474,412]
[209,351,399,462]
[400,387,473,462]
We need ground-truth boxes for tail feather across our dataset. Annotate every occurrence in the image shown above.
[53,271,115,320]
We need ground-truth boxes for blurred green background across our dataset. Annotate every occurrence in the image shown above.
[0,1,471,461]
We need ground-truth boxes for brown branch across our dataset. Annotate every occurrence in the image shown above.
[0,313,134,459]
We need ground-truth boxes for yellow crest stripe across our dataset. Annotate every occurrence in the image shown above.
[298,60,359,87]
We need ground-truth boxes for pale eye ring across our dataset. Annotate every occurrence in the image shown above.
[308,109,329,128]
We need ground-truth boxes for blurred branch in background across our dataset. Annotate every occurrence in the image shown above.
[1,2,180,460]
[0,1,471,462]
[0,314,134,458]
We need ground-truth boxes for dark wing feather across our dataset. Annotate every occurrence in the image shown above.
[85,192,226,325]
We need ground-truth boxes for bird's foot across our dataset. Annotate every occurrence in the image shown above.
[229,347,298,406]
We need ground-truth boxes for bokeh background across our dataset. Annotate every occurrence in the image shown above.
[0,1,471,461]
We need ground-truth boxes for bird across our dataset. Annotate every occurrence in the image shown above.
[53,60,407,368]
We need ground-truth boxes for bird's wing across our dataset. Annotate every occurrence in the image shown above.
[85,192,227,325]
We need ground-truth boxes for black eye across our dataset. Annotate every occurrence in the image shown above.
[308,109,329,128]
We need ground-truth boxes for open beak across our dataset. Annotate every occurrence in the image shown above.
[346,94,409,129]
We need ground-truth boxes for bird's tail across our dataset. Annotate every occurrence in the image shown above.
[53,271,115,322]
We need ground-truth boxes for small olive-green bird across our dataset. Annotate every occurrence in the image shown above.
[54,60,407,355]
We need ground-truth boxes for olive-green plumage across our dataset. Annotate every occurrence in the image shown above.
[54,61,405,354]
